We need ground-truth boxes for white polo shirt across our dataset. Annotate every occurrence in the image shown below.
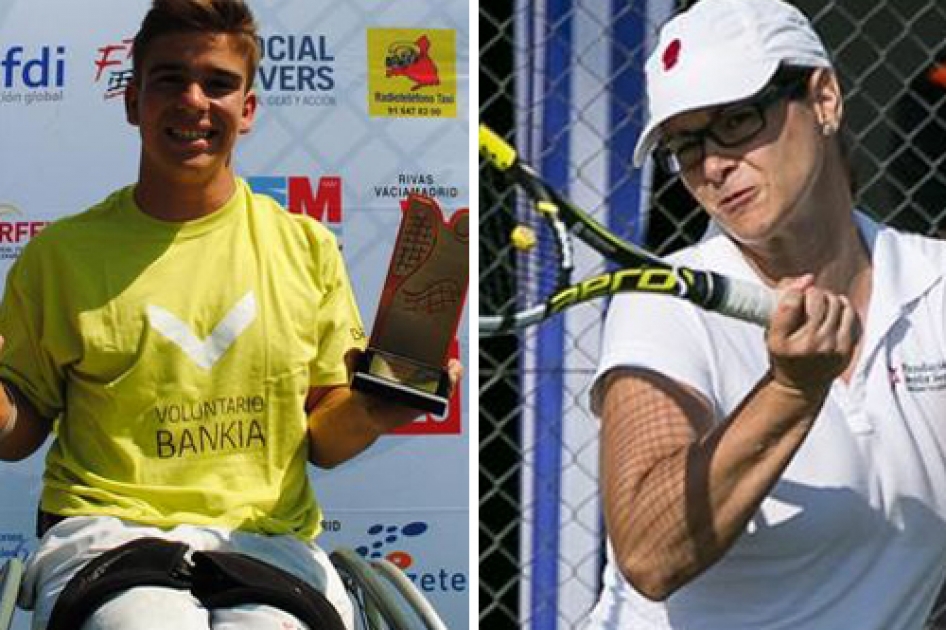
[588,213,946,630]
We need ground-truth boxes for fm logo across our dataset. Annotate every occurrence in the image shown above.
[1,46,66,88]
[247,176,342,225]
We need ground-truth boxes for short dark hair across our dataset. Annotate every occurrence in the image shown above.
[776,64,858,196]
[132,0,261,89]
[769,65,814,99]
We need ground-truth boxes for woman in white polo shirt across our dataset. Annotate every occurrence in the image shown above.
[588,0,946,628]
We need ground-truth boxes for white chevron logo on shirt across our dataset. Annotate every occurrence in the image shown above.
[147,292,257,370]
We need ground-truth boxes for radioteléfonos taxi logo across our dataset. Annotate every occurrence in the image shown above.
[367,28,457,118]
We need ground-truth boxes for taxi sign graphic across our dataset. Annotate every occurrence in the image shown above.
[367,28,457,118]
[385,35,440,90]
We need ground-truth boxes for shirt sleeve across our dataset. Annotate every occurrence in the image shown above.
[591,290,718,417]
[309,234,366,388]
[0,248,67,419]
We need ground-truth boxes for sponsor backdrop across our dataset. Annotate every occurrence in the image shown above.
[0,0,469,628]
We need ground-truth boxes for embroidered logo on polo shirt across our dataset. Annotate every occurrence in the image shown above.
[889,360,946,393]
[148,292,257,370]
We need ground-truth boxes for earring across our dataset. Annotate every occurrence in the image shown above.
[821,122,836,137]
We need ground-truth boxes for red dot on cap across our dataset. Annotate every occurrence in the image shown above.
[663,39,682,71]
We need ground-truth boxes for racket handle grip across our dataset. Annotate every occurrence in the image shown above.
[714,277,776,327]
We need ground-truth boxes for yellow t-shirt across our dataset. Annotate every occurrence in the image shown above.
[0,179,365,539]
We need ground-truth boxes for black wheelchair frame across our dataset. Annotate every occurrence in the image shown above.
[0,548,450,630]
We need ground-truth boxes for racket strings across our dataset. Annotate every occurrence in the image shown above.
[480,170,571,323]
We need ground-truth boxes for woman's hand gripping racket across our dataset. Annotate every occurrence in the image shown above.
[478,124,776,335]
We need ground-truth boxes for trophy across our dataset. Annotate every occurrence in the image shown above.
[351,194,469,417]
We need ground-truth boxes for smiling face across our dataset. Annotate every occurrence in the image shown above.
[665,70,843,247]
[124,30,257,190]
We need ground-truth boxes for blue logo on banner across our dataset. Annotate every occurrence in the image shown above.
[356,521,429,564]
[256,34,336,107]
[1,45,66,88]
[353,521,467,594]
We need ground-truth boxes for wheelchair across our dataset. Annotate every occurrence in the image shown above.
[0,547,448,630]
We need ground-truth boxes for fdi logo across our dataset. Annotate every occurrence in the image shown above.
[355,521,467,594]
[0,45,66,106]
[1,45,65,88]
[367,28,457,118]
[247,175,343,242]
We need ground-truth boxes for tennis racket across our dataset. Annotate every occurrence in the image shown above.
[478,124,776,335]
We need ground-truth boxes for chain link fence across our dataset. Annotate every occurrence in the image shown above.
[480,0,946,628]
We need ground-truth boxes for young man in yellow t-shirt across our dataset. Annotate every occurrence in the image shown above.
[0,1,460,628]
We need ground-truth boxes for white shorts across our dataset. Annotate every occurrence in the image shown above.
[18,516,354,630]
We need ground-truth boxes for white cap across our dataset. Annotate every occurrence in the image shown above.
[633,0,832,167]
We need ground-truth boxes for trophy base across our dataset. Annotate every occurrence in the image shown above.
[351,349,451,418]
